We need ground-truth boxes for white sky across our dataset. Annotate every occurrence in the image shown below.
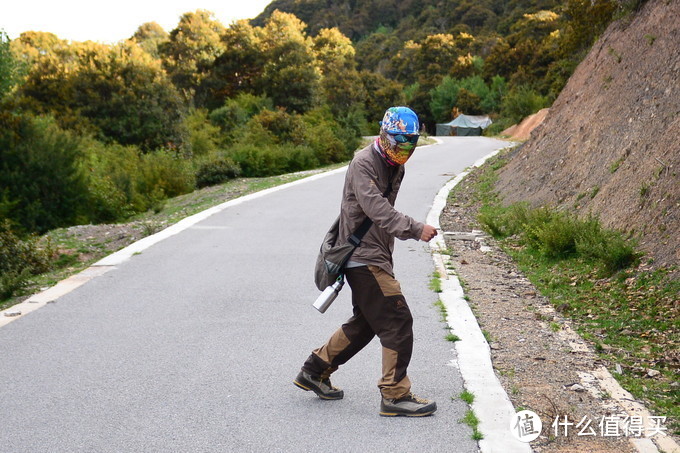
[2,0,274,43]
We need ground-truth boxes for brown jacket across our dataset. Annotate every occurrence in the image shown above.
[338,141,424,276]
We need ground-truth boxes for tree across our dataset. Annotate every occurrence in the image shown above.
[131,22,169,58]
[312,27,356,75]
[15,37,188,151]
[71,41,188,151]
[0,31,23,101]
[360,70,406,126]
[312,28,366,116]
[159,10,226,102]
[257,11,321,113]
[201,20,265,109]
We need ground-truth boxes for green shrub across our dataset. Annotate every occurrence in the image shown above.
[575,217,638,273]
[84,141,195,221]
[0,220,54,300]
[139,150,195,199]
[195,154,242,188]
[528,211,580,258]
[301,106,357,165]
[250,108,306,145]
[209,93,273,144]
[484,117,514,136]
[479,202,638,274]
[0,113,89,234]
[478,205,514,238]
[230,106,355,176]
[500,85,549,124]
[230,143,319,177]
[186,108,221,157]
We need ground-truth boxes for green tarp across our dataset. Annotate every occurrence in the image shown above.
[436,115,492,136]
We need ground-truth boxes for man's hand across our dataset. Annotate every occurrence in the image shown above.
[420,224,438,242]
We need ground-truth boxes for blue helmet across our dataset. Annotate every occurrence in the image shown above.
[380,106,419,135]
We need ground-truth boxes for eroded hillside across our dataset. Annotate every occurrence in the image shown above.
[496,0,679,269]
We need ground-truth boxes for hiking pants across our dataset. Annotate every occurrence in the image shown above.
[302,265,413,399]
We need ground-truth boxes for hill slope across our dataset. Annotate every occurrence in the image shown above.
[496,0,679,269]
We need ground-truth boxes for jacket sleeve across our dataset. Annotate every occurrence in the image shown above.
[351,159,424,241]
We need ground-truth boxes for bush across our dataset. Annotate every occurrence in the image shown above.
[479,203,638,274]
[484,117,514,136]
[139,150,195,199]
[209,94,273,144]
[186,108,221,157]
[195,154,241,188]
[84,141,195,221]
[575,217,639,273]
[301,106,358,165]
[229,106,356,176]
[0,113,89,234]
[527,210,580,258]
[230,143,319,177]
[0,220,54,300]
[500,85,549,124]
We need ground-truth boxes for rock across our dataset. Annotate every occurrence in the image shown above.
[564,383,585,392]
[646,369,661,378]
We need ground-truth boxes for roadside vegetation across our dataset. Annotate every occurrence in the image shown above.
[449,149,679,435]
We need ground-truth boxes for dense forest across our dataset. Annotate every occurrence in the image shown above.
[0,0,646,297]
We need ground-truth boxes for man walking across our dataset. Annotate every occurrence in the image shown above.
[294,106,438,417]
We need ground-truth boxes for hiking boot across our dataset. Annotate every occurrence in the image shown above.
[294,370,344,400]
[379,392,437,417]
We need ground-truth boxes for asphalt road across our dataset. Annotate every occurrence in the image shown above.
[0,137,509,453]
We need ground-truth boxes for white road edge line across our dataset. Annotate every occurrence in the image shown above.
[426,144,532,453]
[1,165,351,327]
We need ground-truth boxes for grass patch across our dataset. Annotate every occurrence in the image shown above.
[459,390,475,405]
[445,332,461,342]
[429,271,443,293]
[461,147,680,436]
[461,410,484,440]
[433,299,448,323]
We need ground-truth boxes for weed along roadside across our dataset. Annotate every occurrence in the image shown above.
[436,147,679,452]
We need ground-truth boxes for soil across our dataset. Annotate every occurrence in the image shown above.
[441,171,643,453]
[495,0,679,272]
[501,108,550,141]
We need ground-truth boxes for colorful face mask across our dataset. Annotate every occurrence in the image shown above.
[378,129,419,165]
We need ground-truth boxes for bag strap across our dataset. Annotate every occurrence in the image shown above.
[347,179,394,247]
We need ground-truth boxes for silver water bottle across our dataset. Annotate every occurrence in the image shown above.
[312,277,345,313]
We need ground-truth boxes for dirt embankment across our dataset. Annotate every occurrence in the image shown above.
[496,0,679,269]
[502,108,550,141]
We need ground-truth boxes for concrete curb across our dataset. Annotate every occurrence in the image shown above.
[425,145,678,453]
[426,145,532,453]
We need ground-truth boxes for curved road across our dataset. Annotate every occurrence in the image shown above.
[0,137,509,452]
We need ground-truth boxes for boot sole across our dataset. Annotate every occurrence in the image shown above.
[379,410,436,417]
[293,379,343,400]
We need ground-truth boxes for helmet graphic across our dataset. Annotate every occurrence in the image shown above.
[380,106,419,135]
